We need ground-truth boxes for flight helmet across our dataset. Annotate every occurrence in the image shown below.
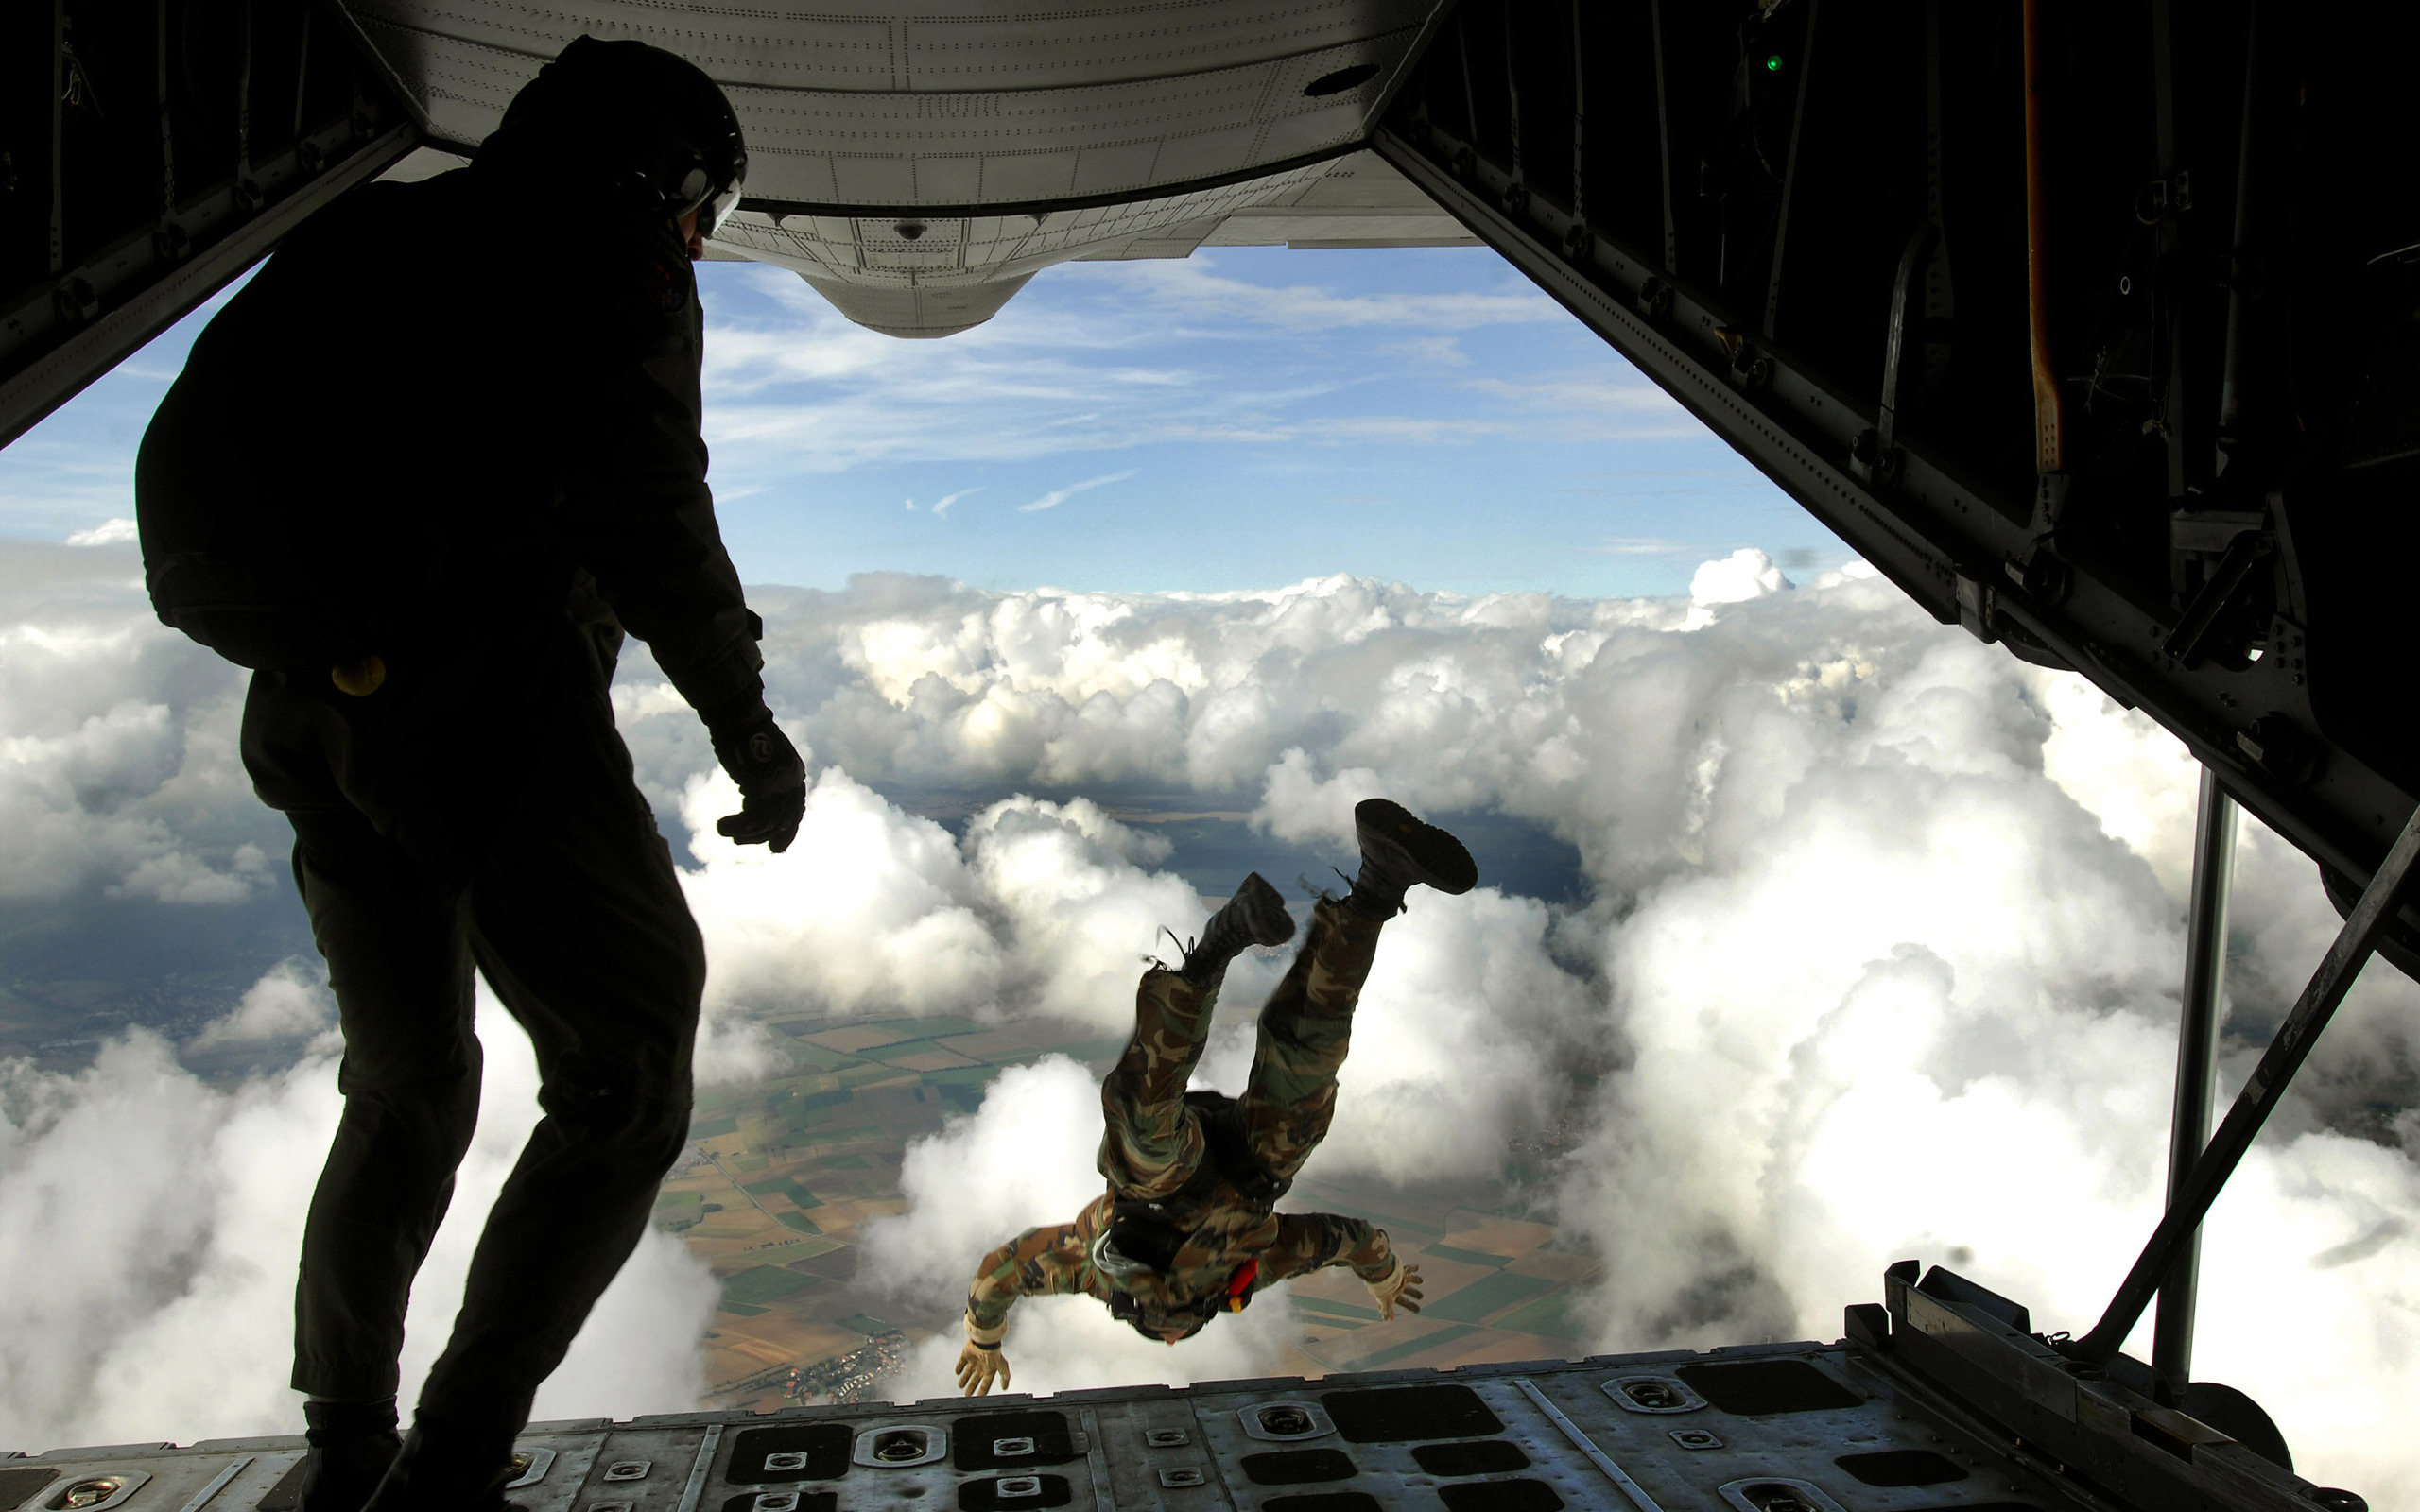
[484,35,747,236]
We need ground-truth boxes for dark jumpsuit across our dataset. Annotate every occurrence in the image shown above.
[135,164,761,1430]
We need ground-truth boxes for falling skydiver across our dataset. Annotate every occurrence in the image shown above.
[132,36,805,1512]
[954,799,1478,1395]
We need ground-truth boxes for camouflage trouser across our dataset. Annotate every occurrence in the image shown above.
[1098,897,1385,1199]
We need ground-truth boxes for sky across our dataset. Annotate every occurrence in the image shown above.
[2,234,2417,1502]
[1,245,1844,598]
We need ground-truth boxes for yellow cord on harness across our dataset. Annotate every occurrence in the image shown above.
[331,654,387,696]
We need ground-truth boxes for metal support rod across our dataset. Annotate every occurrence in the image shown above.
[2073,799,2420,1363]
[292,4,315,146]
[157,0,177,215]
[50,0,67,273]
[2149,0,2190,497]
[1455,16,1478,152]
[2023,0,2065,472]
[1569,0,1585,225]
[1763,0,1818,339]
[1501,3,1523,183]
[1650,0,1675,270]
[1919,0,1952,389]
[2152,767,2237,1396]
[1880,223,1938,448]
[236,0,254,186]
[2214,0,2263,470]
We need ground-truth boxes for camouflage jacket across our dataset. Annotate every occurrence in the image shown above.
[967,1184,1395,1332]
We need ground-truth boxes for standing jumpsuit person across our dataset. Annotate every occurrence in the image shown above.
[133,38,804,1512]
[955,799,1476,1393]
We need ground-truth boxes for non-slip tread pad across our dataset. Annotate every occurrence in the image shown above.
[957,1474,1073,1511]
[1835,1449,1968,1486]
[1241,1449,1357,1485]
[1438,1479,1565,1512]
[720,1494,837,1512]
[1673,1359,1861,1416]
[1413,1441,1532,1478]
[1321,1384,1504,1444]
[1262,1496,1382,1512]
[949,1410,1078,1471]
[726,1423,854,1485]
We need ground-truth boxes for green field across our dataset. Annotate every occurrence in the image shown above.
[1424,1244,1512,1269]
[1424,1271,1553,1324]
[1352,1324,1480,1370]
[722,1265,817,1306]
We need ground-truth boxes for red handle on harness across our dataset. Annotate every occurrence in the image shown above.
[1223,1259,1258,1312]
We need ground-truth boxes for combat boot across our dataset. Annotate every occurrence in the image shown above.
[1180,872,1296,986]
[359,1413,523,1512]
[299,1398,402,1512]
[1347,799,1477,917]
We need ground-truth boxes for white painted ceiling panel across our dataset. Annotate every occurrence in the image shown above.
[351,2,1461,334]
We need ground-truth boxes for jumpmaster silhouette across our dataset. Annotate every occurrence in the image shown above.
[131,38,801,1512]
[953,799,1477,1396]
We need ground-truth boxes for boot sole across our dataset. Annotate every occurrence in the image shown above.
[1354,800,1478,895]
[1233,871,1298,947]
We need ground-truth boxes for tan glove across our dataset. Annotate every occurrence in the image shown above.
[1362,1260,1425,1321]
[956,1314,1011,1396]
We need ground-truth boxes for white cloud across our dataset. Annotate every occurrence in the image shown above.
[1194,887,1588,1187]
[1102,258,1564,334]
[742,564,2414,1494]
[0,971,718,1452]
[690,259,1698,484]
[4,548,2417,1499]
[1018,470,1136,513]
[0,553,284,906]
[1689,546,1793,607]
[65,518,137,546]
[189,957,335,1050]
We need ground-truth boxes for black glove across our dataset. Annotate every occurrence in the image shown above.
[703,698,805,853]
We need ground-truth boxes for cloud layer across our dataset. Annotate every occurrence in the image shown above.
[1,542,2414,1499]
[0,542,277,906]
[0,987,716,1450]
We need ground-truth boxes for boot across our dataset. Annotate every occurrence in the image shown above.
[360,1413,522,1512]
[1348,799,1477,917]
[300,1398,402,1512]
[1180,872,1296,986]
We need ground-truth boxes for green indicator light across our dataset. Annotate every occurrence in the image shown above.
[1765,52,1785,72]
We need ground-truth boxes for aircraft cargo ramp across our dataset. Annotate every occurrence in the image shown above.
[0,1267,2346,1512]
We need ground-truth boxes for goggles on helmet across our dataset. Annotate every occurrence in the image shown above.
[670,162,747,240]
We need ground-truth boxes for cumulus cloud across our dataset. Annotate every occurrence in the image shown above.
[0,543,281,906]
[1689,546,1793,606]
[189,957,336,1050]
[713,564,2412,1495]
[65,518,138,547]
[677,770,1197,1032]
[0,971,718,1452]
[5,547,2418,1499]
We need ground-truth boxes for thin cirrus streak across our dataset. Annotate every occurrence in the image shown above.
[1018,470,1136,512]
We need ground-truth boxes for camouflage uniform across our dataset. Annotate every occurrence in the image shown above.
[967,897,1397,1332]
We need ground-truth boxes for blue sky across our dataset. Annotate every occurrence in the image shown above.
[1,244,1843,597]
